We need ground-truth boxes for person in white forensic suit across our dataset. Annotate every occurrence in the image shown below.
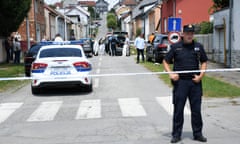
[122,34,130,56]
[99,37,106,55]
[93,39,99,56]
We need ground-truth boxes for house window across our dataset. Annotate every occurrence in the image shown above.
[35,0,38,13]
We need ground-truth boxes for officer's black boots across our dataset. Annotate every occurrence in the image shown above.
[170,137,181,143]
[194,135,207,142]
[170,135,207,143]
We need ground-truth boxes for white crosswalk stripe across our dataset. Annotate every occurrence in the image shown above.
[118,98,147,117]
[0,103,23,124]
[0,97,191,123]
[156,96,191,115]
[75,99,101,119]
[93,78,99,88]
[27,101,62,122]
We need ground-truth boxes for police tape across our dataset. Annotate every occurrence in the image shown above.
[89,68,240,77]
[0,68,240,81]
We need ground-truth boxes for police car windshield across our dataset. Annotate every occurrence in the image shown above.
[39,48,82,58]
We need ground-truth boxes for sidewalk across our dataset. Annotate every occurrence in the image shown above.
[206,61,240,87]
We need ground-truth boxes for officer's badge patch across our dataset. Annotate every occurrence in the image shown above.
[176,47,183,51]
[194,47,200,51]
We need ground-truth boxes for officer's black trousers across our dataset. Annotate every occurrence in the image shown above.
[172,79,203,138]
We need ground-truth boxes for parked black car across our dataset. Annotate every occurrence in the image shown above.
[146,34,170,63]
[24,43,44,76]
[79,38,93,56]
[114,31,128,56]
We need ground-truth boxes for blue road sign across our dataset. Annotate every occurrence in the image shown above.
[168,17,182,32]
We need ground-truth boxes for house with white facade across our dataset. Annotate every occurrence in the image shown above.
[44,4,72,41]
[213,0,239,68]
[57,2,90,39]
[131,0,159,39]
[231,0,240,68]
[64,6,90,39]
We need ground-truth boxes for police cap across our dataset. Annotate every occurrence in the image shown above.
[183,24,195,32]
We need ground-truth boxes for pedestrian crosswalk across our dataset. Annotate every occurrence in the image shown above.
[156,97,191,115]
[75,99,101,119]
[0,103,23,124]
[27,101,62,122]
[0,97,191,124]
[118,98,147,117]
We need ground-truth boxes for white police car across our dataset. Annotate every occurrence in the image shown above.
[31,43,92,94]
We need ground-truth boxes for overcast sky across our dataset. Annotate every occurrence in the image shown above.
[45,0,118,10]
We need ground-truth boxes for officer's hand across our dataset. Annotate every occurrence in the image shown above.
[170,73,179,81]
[192,75,202,83]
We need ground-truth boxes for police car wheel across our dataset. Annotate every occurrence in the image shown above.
[82,84,93,92]
[31,86,41,95]
[146,54,151,61]
[156,58,163,63]
[25,72,30,77]
[153,53,157,62]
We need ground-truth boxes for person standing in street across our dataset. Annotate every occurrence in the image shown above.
[122,34,130,56]
[4,37,11,63]
[134,33,145,63]
[13,37,21,64]
[148,32,155,44]
[99,37,106,55]
[54,33,63,42]
[110,36,117,56]
[10,36,14,61]
[163,24,208,143]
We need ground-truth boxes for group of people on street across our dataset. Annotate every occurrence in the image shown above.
[93,34,130,57]
[4,34,22,64]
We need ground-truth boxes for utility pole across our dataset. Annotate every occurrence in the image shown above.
[26,15,30,50]
[228,0,233,67]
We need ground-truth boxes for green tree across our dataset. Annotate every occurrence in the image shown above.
[107,13,115,20]
[199,21,213,34]
[213,0,229,8]
[107,13,117,30]
[107,18,117,30]
[88,6,99,20]
[0,0,31,37]
[136,28,142,37]
[210,0,229,12]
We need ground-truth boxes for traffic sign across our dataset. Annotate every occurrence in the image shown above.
[168,32,181,44]
[168,17,182,32]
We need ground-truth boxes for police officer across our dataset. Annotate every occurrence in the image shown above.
[163,24,208,143]
[110,36,117,56]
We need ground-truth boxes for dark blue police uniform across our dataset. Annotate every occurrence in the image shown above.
[164,40,208,139]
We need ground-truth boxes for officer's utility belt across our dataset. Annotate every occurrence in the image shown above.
[179,72,200,79]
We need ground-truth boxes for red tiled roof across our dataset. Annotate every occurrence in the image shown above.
[78,1,96,7]
[55,2,63,8]
[122,0,138,5]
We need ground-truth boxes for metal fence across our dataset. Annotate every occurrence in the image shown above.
[195,34,214,60]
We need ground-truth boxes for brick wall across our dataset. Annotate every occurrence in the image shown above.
[17,0,46,42]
